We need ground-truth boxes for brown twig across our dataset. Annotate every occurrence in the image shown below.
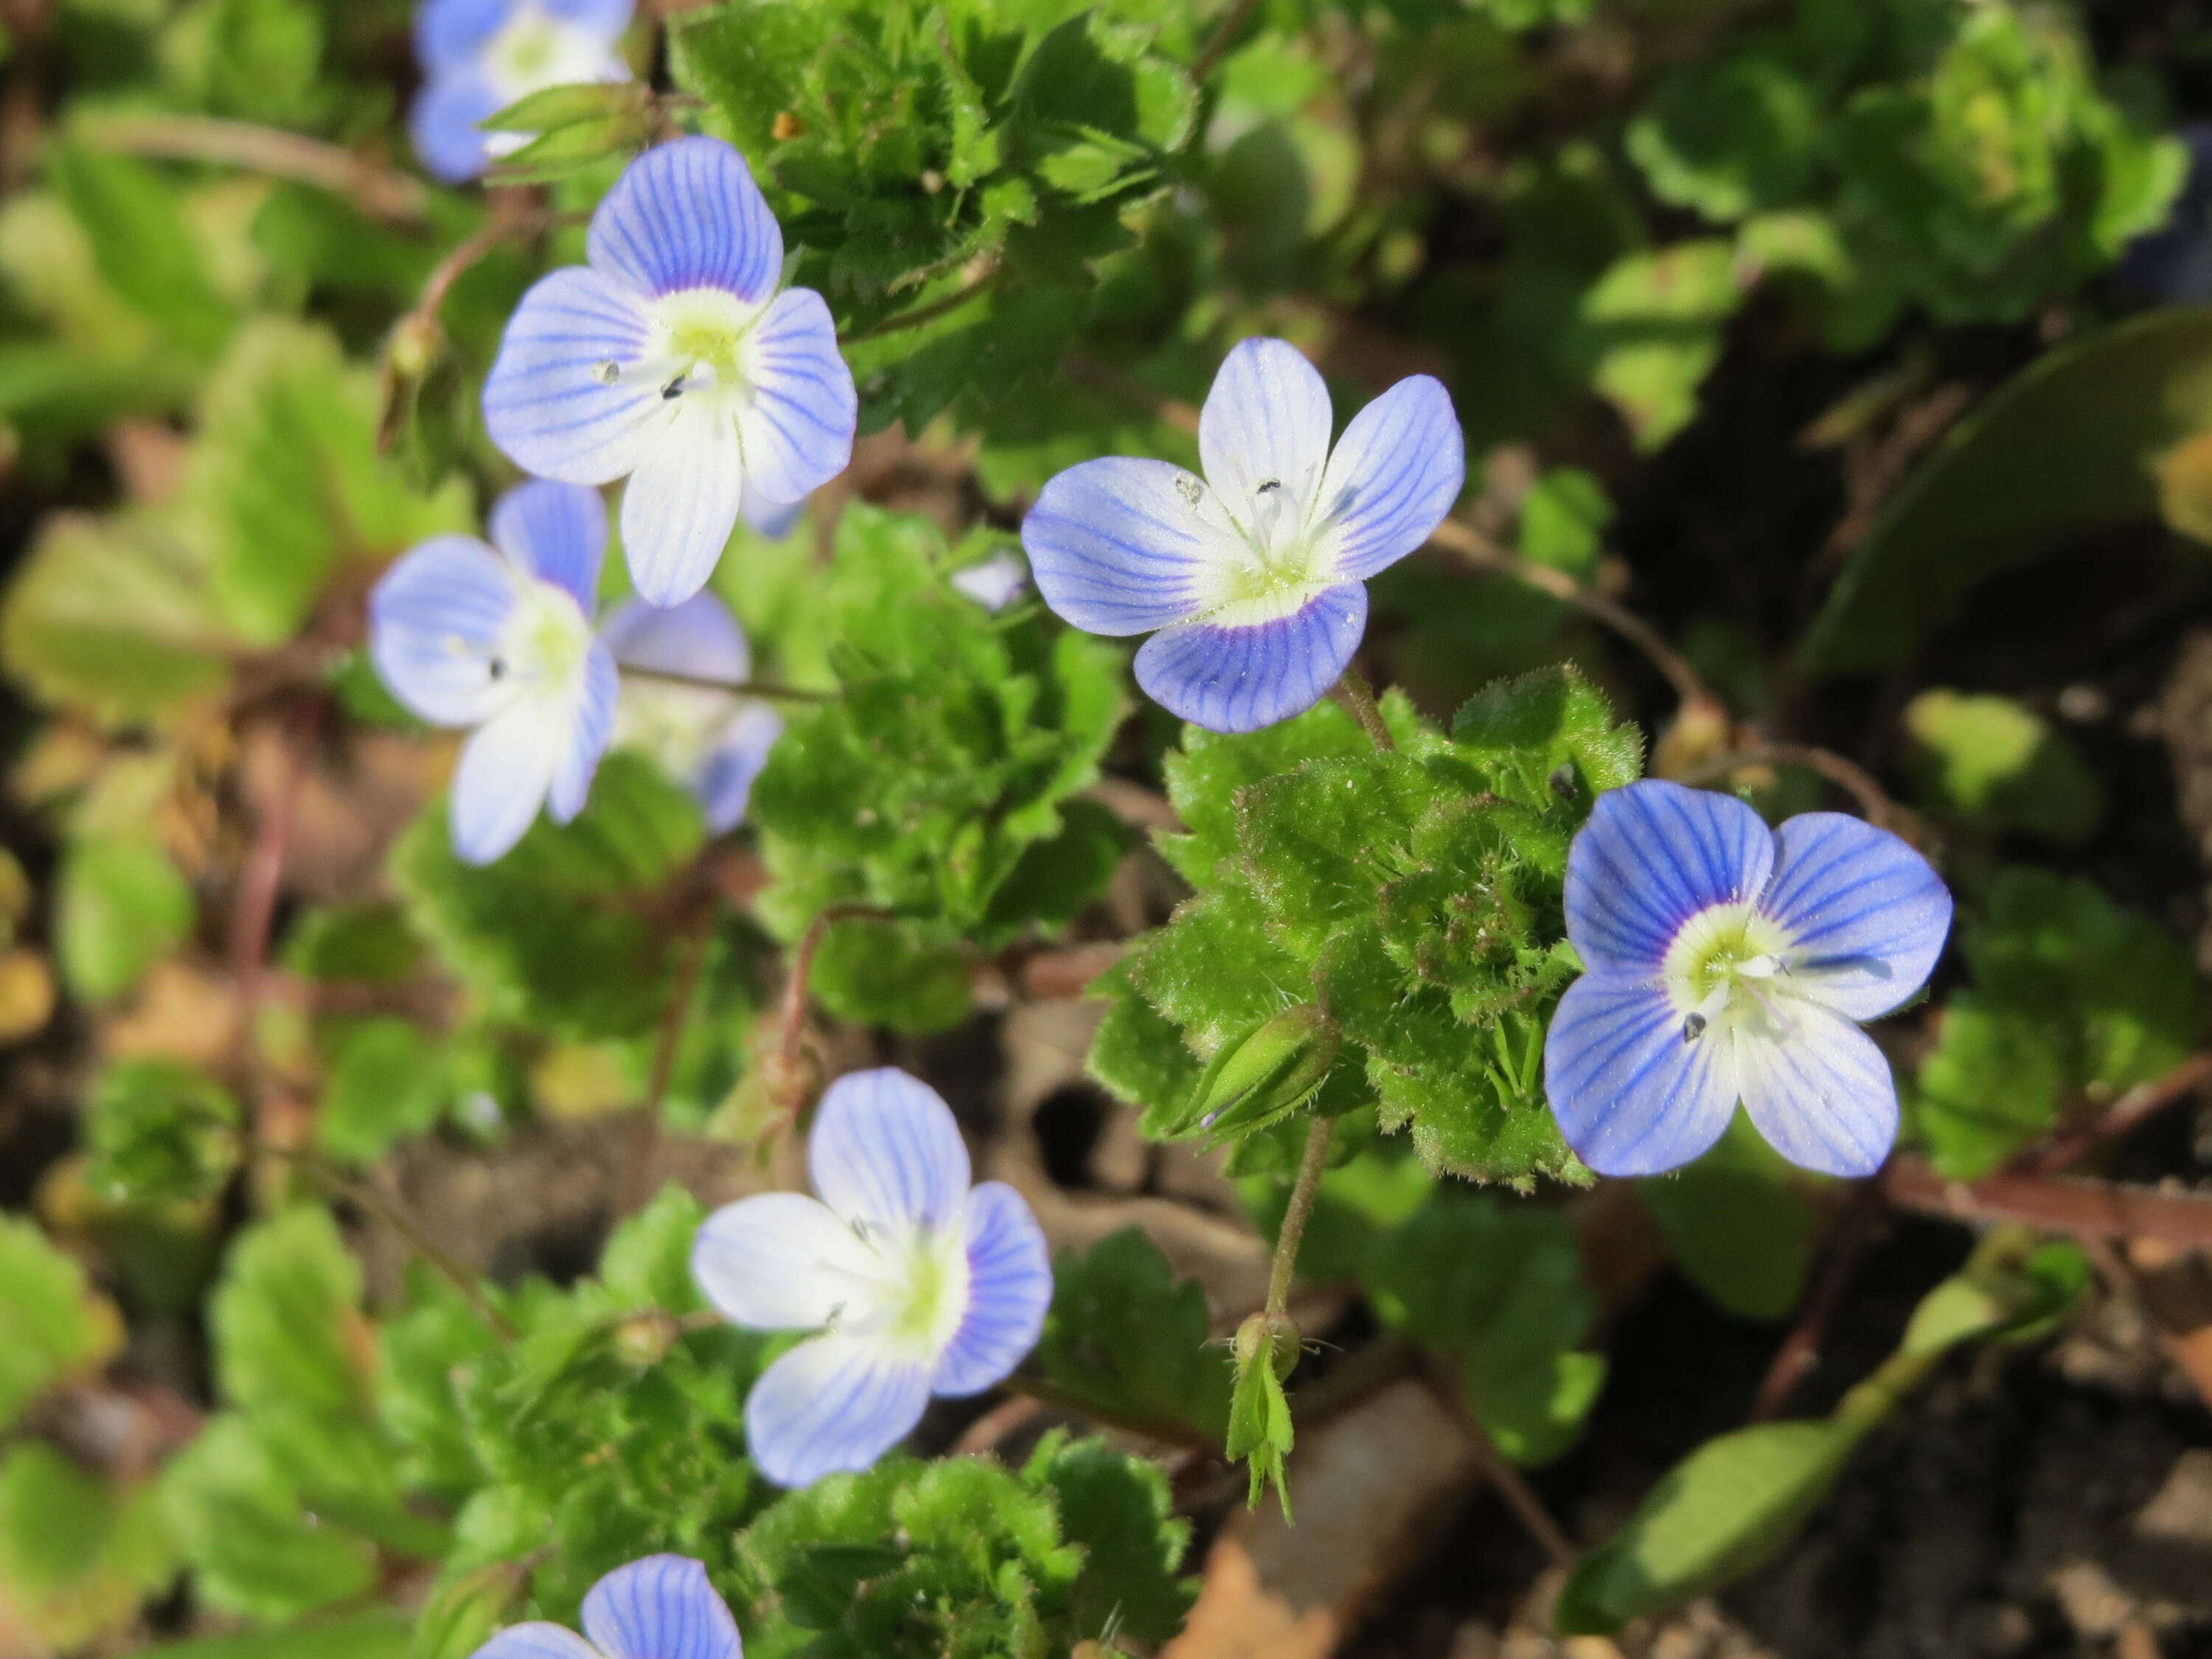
[617,922,714,1214]
[1677,741,1905,832]
[1425,518,1725,720]
[618,664,835,702]
[231,699,321,1150]
[777,903,897,1074]
[1329,665,1396,751]
[75,112,430,226]
[1189,0,1267,83]
[841,260,1001,343]
[1004,1372,1214,1450]
[1418,1363,1577,1570]
[2028,1051,2212,1176]
[1880,1158,2212,1251]
[1748,1183,1883,1422]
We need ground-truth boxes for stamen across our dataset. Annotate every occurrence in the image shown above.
[591,359,621,386]
[1682,1012,1705,1043]
[488,656,507,681]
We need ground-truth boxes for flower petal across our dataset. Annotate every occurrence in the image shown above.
[370,535,521,727]
[482,267,658,484]
[602,593,751,684]
[490,480,607,613]
[734,288,857,506]
[742,493,807,540]
[588,136,782,304]
[1761,813,1953,1022]
[414,0,509,74]
[1315,375,1464,580]
[931,1182,1050,1397]
[1564,779,1778,979]
[1134,581,1366,734]
[698,703,782,832]
[809,1068,971,1234]
[470,1623,602,1659]
[1023,457,1238,636]
[541,0,635,38]
[547,640,618,824]
[745,1334,931,1488]
[410,70,501,184]
[691,1192,877,1331]
[581,1555,741,1659]
[451,698,563,864]
[619,401,741,606]
[1736,1002,1899,1178]
[1199,338,1332,524]
[1543,975,1737,1177]
[950,551,1029,613]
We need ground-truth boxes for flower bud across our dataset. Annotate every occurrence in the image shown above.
[1180,1005,1339,1145]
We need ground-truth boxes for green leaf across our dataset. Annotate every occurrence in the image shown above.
[1902,688,2104,843]
[808,915,975,1034]
[1450,666,1644,804]
[1570,240,1745,451]
[1638,1113,1822,1321]
[147,1611,412,1659]
[317,1017,449,1164]
[0,509,235,726]
[392,752,707,1040]
[1515,465,1612,576]
[1804,307,2212,672]
[596,1185,708,1315]
[57,836,195,1001]
[1554,1421,1858,1635]
[0,1215,123,1430]
[1085,963,1206,1123]
[1363,1190,1604,1464]
[282,902,423,984]
[1625,55,1820,224]
[209,1206,369,1419]
[1032,1436,1195,1644]
[1034,1226,1231,1443]
[83,1058,241,1209]
[1911,994,2070,1179]
[48,144,234,357]
[0,1442,175,1651]
[1237,754,1447,955]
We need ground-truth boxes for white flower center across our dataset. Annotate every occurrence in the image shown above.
[596,287,769,439]
[482,2,616,102]
[1662,901,1803,1047]
[614,681,751,782]
[814,1217,971,1360]
[1184,472,1336,629]
[461,576,591,711]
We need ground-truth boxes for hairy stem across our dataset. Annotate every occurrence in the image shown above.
[841,260,1001,342]
[618,664,836,701]
[1329,665,1396,751]
[77,112,430,225]
[778,902,898,1074]
[1266,1115,1336,1321]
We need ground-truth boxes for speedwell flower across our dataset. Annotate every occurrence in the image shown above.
[600,592,782,833]
[411,0,633,185]
[1543,779,1953,1179]
[470,1554,739,1659]
[1021,337,1463,733]
[370,479,617,865]
[690,1067,1051,1489]
[483,136,857,608]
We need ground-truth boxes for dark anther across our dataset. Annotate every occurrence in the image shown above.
[487,656,507,681]
[1256,478,1282,493]
[661,375,687,400]
[1682,1012,1706,1043]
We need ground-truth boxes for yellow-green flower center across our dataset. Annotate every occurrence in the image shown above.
[1663,901,1795,1034]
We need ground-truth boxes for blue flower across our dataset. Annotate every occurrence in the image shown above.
[601,593,782,833]
[370,479,619,865]
[1020,337,1463,733]
[470,1554,739,1659]
[1543,779,1953,1179]
[691,1068,1052,1489]
[411,0,633,185]
[483,137,857,608]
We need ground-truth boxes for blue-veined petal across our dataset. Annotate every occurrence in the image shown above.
[469,1622,601,1659]
[742,493,807,541]
[1198,338,1332,524]
[1761,813,1952,1022]
[588,136,782,303]
[1024,458,1238,636]
[490,480,607,613]
[950,550,1029,613]
[580,1556,741,1659]
[1134,582,1366,734]
[451,698,563,864]
[691,1192,877,1331]
[745,1332,932,1488]
[410,70,501,183]
[1543,975,1736,1177]
[483,267,658,483]
[733,288,857,506]
[602,593,750,684]
[1564,780,1777,979]
[697,704,782,832]
[809,1068,971,1234]
[1736,1001,1899,1178]
[1315,375,1464,581]
[415,0,510,74]
[931,1181,1050,1397]
[370,535,521,728]
[546,640,618,824]
[620,402,741,606]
